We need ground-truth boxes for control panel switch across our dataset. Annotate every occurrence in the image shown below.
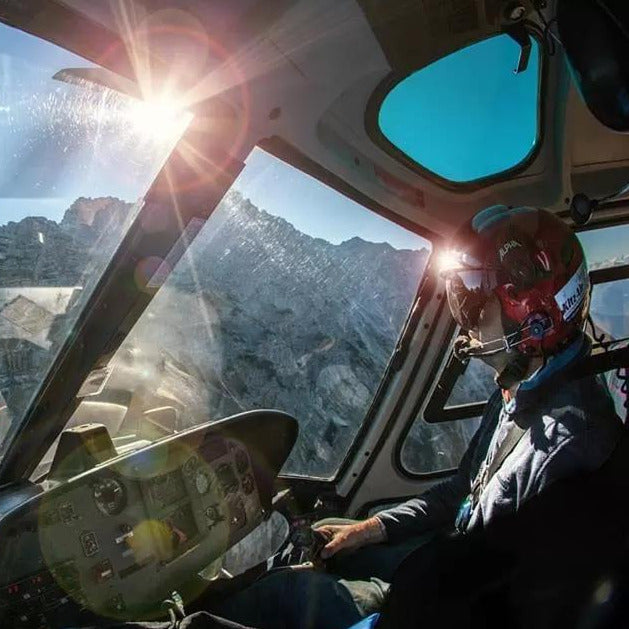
[91,559,114,583]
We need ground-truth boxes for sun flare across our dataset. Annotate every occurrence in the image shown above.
[438,249,463,274]
[126,93,192,144]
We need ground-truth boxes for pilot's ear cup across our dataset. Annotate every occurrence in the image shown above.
[525,313,553,341]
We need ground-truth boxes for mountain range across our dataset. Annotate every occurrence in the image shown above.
[107,189,432,476]
[4,192,622,477]
[1,192,435,475]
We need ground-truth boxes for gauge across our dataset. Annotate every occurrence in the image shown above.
[194,470,210,495]
[148,470,186,507]
[216,463,239,494]
[92,478,127,516]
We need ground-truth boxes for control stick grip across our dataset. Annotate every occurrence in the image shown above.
[310,528,330,561]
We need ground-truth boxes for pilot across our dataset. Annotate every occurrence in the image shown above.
[208,205,622,629]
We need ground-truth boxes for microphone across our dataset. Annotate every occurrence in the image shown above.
[453,335,507,360]
[453,314,552,362]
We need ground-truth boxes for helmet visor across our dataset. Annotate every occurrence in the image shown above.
[444,268,498,331]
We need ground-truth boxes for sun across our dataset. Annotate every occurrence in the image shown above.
[437,249,463,274]
[125,93,192,144]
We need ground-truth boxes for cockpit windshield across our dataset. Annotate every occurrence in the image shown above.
[0,24,191,455]
[40,147,431,481]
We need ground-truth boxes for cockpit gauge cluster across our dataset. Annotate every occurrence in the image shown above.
[0,411,298,628]
[92,477,127,516]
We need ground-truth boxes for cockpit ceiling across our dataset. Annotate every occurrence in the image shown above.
[48,0,629,235]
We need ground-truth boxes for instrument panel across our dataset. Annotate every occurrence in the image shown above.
[0,411,298,628]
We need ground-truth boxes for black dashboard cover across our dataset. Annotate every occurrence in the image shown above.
[558,0,629,133]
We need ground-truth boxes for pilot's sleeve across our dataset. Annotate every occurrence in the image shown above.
[375,426,482,544]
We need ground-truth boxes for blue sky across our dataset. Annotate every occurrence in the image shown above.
[0,24,91,223]
[379,34,539,183]
[578,224,629,267]
[235,148,428,250]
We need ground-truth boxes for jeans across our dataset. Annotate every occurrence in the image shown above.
[209,518,433,629]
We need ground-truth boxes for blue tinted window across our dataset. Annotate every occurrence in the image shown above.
[378,35,540,183]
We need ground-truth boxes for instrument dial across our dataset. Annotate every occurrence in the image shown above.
[195,470,210,495]
[241,472,255,495]
[183,456,198,478]
[92,478,126,516]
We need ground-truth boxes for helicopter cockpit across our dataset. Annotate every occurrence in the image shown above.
[0,0,628,627]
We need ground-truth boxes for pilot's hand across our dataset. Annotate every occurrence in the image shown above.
[315,517,386,560]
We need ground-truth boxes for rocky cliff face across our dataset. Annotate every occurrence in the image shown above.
[0,216,85,287]
[0,197,134,287]
[111,189,430,476]
[0,197,134,444]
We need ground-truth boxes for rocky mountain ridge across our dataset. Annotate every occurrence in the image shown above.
[113,189,431,475]
[0,197,134,287]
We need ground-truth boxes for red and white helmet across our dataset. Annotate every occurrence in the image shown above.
[442,205,590,358]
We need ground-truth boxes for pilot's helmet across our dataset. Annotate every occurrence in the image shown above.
[441,205,589,358]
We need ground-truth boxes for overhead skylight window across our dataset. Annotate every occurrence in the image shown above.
[377,34,540,184]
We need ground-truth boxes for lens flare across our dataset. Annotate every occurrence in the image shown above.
[125,94,192,144]
[438,249,463,274]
